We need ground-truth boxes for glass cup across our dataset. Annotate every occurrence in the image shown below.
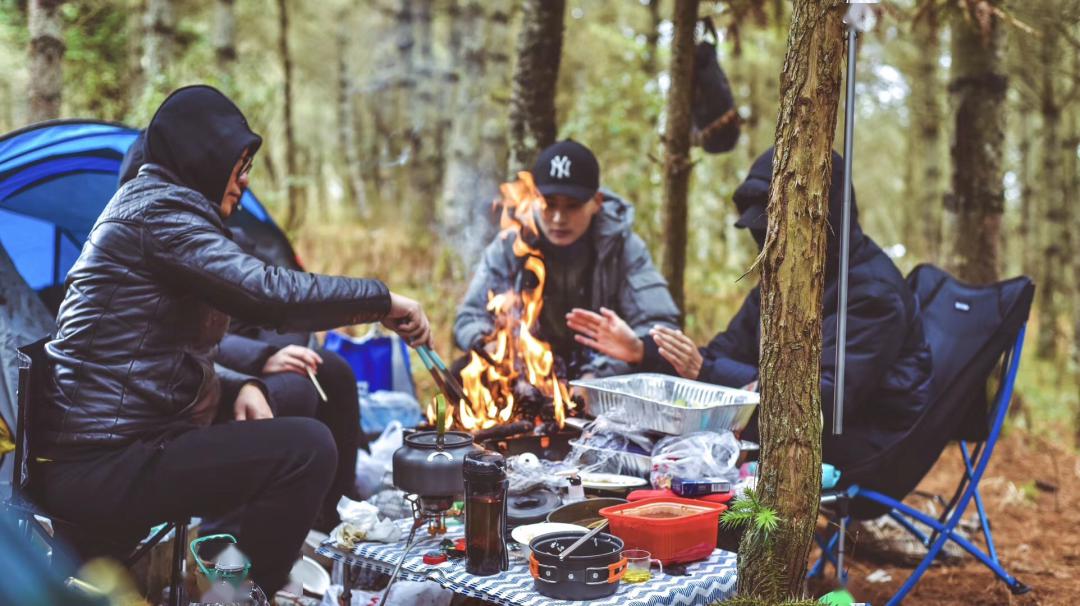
[621,549,663,583]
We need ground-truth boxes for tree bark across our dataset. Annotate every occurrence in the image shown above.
[439,0,513,274]
[904,9,945,265]
[507,0,566,176]
[213,0,237,78]
[406,0,447,225]
[737,0,844,600]
[659,0,698,318]
[337,12,368,219]
[1035,23,1065,359]
[643,0,662,76]
[944,1,1006,285]
[28,0,65,122]
[277,0,302,231]
[139,0,176,101]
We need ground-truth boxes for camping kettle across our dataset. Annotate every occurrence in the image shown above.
[190,534,268,606]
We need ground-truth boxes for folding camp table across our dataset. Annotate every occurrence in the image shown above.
[317,519,738,606]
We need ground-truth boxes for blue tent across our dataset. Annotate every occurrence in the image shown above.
[0,120,297,492]
[0,120,297,300]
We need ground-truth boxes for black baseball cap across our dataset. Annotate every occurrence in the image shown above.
[532,139,600,203]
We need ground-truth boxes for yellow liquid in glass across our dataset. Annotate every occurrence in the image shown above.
[623,570,652,583]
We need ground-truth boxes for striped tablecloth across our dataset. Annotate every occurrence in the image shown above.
[317,519,738,606]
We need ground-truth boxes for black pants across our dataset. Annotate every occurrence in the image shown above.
[205,348,361,537]
[37,417,337,595]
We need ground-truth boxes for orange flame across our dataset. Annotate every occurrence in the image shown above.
[443,172,574,432]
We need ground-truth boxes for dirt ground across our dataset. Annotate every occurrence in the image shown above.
[809,429,1080,605]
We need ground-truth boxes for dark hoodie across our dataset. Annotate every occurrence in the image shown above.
[143,85,262,206]
[697,147,933,468]
[43,85,390,454]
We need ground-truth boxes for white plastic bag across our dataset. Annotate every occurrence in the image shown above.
[354,421,404,499]
[650,431,741,489]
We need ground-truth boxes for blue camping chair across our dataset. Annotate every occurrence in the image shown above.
[810,265,1035,604]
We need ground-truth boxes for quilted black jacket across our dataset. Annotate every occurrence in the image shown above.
[41,164,390,456]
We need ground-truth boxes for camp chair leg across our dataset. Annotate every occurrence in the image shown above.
[857,488,1027,605]
[959,441,1000,564]
[887,509,930,546]
[808,531,840,579]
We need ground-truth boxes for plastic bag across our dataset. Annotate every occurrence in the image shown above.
[331,497,403,549]
[506,452,577,495]
[650,431,741,489]
[560,414,656,478]
[360,390,423,435]
[354,421,404,500]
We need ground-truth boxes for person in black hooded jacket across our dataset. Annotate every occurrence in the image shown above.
[37,85,431,596]
[569,147,933,467]
[119,130,366,535]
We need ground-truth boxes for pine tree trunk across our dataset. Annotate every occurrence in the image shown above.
[1035,24,1065,359]
[406,0,446,225]
[905,11,944,264]
[944,2,1006,285]
[660,0,698,318]
[643,0,662,76]
[439,0,513,274]
[1017,111,1034,278]
[139,0,176,101]
[337,13,368,218]
[28,0,65,122]
[737,0,844,600]
[213,0,237,79]
[277,0,302,231]
[507,0,566,176]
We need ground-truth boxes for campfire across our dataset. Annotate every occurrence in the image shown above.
[427,172,575,435]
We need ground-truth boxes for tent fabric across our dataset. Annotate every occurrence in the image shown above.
[0,120,290,294]
[0,120,296,493]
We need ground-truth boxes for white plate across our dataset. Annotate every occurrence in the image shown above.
[511,522,588,546]
[579,472,649,489]
[289,555,330,597]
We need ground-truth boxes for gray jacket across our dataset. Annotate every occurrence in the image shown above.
[454,192,680,377]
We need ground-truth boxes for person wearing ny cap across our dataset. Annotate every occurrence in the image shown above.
[454,139,680,380]
[571,147,933,468]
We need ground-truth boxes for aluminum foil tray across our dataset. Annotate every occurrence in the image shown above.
[569,373,759,436]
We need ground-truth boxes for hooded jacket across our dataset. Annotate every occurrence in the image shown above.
[454,192,680,378]
[42,86,391,456]
[695,148,933,467]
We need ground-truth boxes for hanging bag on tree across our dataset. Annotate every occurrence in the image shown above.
[692,17,740,154]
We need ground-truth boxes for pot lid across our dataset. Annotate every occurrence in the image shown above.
[508,488,562,525]
[404,431,474,449]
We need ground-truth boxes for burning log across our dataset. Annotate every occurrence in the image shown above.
[473,420,535,443]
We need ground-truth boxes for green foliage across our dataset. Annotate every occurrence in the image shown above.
[61,0,135,121]
[721,487,781,546]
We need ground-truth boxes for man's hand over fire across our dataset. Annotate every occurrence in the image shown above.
[567,307,644,365]
[651,326,703,380]
[384,291,432,348]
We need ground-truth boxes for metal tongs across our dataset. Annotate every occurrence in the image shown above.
[416,346,475,445]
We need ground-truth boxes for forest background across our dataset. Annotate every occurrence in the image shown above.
[2,0,1079,452]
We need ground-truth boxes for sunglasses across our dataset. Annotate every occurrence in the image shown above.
[238,153,254,177]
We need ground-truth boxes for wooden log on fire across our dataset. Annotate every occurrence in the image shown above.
[473,420,535,443]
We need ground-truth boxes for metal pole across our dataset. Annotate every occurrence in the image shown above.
[834,23,857,436]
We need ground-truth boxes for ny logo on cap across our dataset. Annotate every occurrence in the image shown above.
[550,155,571,179]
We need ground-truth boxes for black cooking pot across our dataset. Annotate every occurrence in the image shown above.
[528,531,626,601]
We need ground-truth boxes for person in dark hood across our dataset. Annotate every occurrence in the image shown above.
[570,147,933,467]
[119,130,367,535]
[38,85,431,596]
[455,139,680,380]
